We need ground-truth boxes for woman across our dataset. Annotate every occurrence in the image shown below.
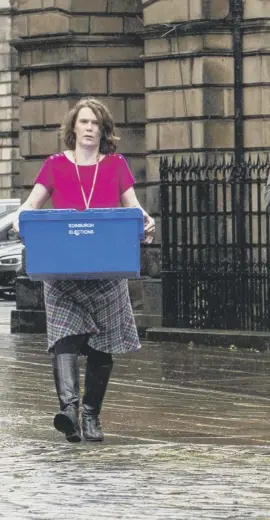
[13,98,155,443]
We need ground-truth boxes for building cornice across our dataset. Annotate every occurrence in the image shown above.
[0,7,16,16]
[139,17,270,39]
[10,33,143,51]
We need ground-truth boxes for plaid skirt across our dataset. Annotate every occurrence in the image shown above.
[43,279,141,355]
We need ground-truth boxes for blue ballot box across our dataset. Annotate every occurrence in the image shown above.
[19,208,145,280]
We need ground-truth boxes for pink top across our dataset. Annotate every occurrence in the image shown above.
[34,152,135,210]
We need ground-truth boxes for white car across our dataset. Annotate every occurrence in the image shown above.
[0,211,23,300]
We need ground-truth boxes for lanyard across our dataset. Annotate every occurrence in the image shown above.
[74,154,100,210]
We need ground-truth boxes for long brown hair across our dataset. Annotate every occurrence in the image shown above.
[60,98,120,154]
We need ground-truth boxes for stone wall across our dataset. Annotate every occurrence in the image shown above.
[0,0,19,199]
[243,0,270,151]
[14,0,145,205]
[8,0,270,331]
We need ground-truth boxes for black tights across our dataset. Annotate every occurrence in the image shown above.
[54,334,113,366]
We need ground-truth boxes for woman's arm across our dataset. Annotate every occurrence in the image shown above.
[13,183,51,233]
[121,187,155,244]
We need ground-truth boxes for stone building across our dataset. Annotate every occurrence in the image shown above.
[0,0,19,199]
[2,0,270,328]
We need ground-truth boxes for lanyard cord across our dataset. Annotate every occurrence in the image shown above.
[74,153,100,209]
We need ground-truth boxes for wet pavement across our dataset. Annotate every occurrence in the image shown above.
[1,302,270,519]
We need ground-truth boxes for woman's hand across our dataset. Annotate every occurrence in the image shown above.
[144,213,155,244]
[12,184,51,234]
[120,187,155,243]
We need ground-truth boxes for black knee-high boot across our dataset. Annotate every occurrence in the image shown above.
[52,352,81,443]
[82,350,113,442]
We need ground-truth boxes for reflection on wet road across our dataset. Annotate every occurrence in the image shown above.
[1,306,270,518]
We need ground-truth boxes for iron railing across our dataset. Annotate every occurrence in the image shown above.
[160,154,270,331]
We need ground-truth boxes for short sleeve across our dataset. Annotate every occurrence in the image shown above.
[34,156,54,194]
[118,155,135,195]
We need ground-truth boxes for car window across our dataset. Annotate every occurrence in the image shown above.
[0,212,16,232]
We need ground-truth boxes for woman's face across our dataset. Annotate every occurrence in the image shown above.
[74,107,102,150]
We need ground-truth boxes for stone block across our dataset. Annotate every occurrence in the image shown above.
[126,97,145,123]
[31,129,60,156]
[172,35,203,54]
[59,70,70,94]
[0,82,12,96]
[175,89,204,117]
[31,47,87,66]
[20,100,43,127]
[191,57,206,86]
[126,156,146,182]
[20,158,43,185]
[0,174,12,188]
[158,59,191,87]
[70,15,90,33]
[44,99,71,125]
[244,120,267,148]
[144,0,189,25]
[69,68,108,95]
[203,87,225,117]
[20,51,32,67]
[88,96,125,123]
[243,32,270,52]
[10,310,47,334]
[88,45,142,62]
[109,68,144,94]
[18,0,42,9]
[70,0,107,12]
[159,122,190,150]
[261,88,270,115]
[90,16,124,34]
[13,14,28,38]
[16,277,44,311]
[146,155,161,182]
[202,0,230,18]
[0,94,12,108]
[142,247,161,277]
[117,127,145,154]
[146,91,174,120]
[142,278,162,315]
[144,38,170,56]
[30,70,58,96]
[244,0,270,18]
[0,161,12,174]
[19,74,29,97]
[243,56,261,84]
[55,0,71,9]
[43,0,55,7]
[0,107,12,122]
[203,33,232,50]
[108,0,142,13]
[28,12,70,36]
[224,88,234,117]
[146,123,158,151]
[262,56,270,83]
[189,0,203,19]
[145,62,157,88]
[19,130,31,157]
[244,87,262,116]
[203,120,234,148]
[128,279,143,311]
[146,183,160,214]
[203,56,234,85]
[124,16,144,33]
[134,185,146,207]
